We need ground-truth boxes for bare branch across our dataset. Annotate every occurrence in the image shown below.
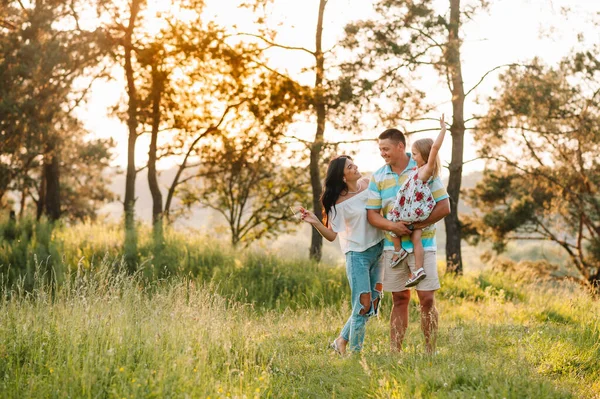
[282,136,378,148]
[405,127,442,135]
[464,115,483,123]
[465,63,530,98]
[407,26,444,49]
[504,235,554,241]
[0,19,17,30]
[68,0,81,31]
[137,127,174,137]
[324,137,377,145]
[232,32,315,56]
[462,156,484,165]
[520,130,545,168]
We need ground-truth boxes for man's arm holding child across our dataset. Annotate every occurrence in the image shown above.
[367,209,413,236]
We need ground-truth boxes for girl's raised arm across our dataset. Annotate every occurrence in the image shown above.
[421,114,446,180]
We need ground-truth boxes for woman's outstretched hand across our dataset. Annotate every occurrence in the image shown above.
[299,206,337,241]
[299,207,320,225]
[439,114,446,132]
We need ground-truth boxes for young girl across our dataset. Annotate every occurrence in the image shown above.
[387,115,446,288]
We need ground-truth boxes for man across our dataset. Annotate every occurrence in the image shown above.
[366,128,450,353]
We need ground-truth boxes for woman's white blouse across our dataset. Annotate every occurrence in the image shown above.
[328,189,383,254]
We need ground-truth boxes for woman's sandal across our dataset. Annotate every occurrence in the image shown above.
[329,338,345,355]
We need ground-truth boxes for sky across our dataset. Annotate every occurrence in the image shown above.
[78,0,600,178]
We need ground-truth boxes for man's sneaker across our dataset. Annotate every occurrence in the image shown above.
[405,268,426,288]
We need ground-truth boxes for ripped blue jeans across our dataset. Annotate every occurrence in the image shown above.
[340,241,383,352]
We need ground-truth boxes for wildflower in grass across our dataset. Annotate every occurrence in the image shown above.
[119,367,124,372]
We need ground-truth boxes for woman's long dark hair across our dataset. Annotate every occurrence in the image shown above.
[320,155,351,227]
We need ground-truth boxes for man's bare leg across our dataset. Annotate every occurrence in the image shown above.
[390,290,410,351]
[417,290,438,354]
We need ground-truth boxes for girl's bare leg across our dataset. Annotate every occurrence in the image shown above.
[392,236,402,259]
[411,229,424,274]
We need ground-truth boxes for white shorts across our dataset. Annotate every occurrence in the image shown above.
[381,250,440,292]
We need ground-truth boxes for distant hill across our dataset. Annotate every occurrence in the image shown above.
[100,167,219,229]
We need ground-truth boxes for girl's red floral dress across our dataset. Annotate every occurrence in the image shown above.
[387,167,435,236]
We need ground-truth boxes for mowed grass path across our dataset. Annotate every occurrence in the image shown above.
[1,257,599,399]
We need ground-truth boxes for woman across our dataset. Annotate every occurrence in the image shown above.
[299,155,383,354]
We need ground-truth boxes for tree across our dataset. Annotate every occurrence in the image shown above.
[58,135,116,222]
[0,0,111,221]
[119,0,309,245]
[98,0,148,266]
[173,50,310,247]
[339,0,496,273]
[464,55,600,290]
[182,133,309,248]
[235,0,349,261]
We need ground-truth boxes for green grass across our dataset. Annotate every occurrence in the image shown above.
[1,221,599,398]
[0,220,348,310]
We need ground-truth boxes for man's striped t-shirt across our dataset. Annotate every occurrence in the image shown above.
[366,154,449,252]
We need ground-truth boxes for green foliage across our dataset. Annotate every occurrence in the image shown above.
[182,133,310,248]
[0,0,115,220]
[0,215,62,290]
[466,54,600,287]
[98,0,312,233]
[59,137,117,222]
[212,252,346,310]
[438,270,525,304]
[334,0,486,129]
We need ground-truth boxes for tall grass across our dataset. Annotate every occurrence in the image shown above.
[0,219,348,309]
[2,256,599,398]
[1,219,599,397]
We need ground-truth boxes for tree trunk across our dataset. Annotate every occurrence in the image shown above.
[590,272,600,295]
[19,185,27,219]
[0,174,9,208]
[43,141,61,221]
[164,138,197,223]
[164,167,181,223]
[309,0,327,261]
[148,57,164,241]
[231,233,240,248]
[123,0,142,269]
[444,0,465,274]
[36,169,46,221]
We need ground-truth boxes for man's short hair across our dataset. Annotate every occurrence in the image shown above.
[378,128,406,146]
